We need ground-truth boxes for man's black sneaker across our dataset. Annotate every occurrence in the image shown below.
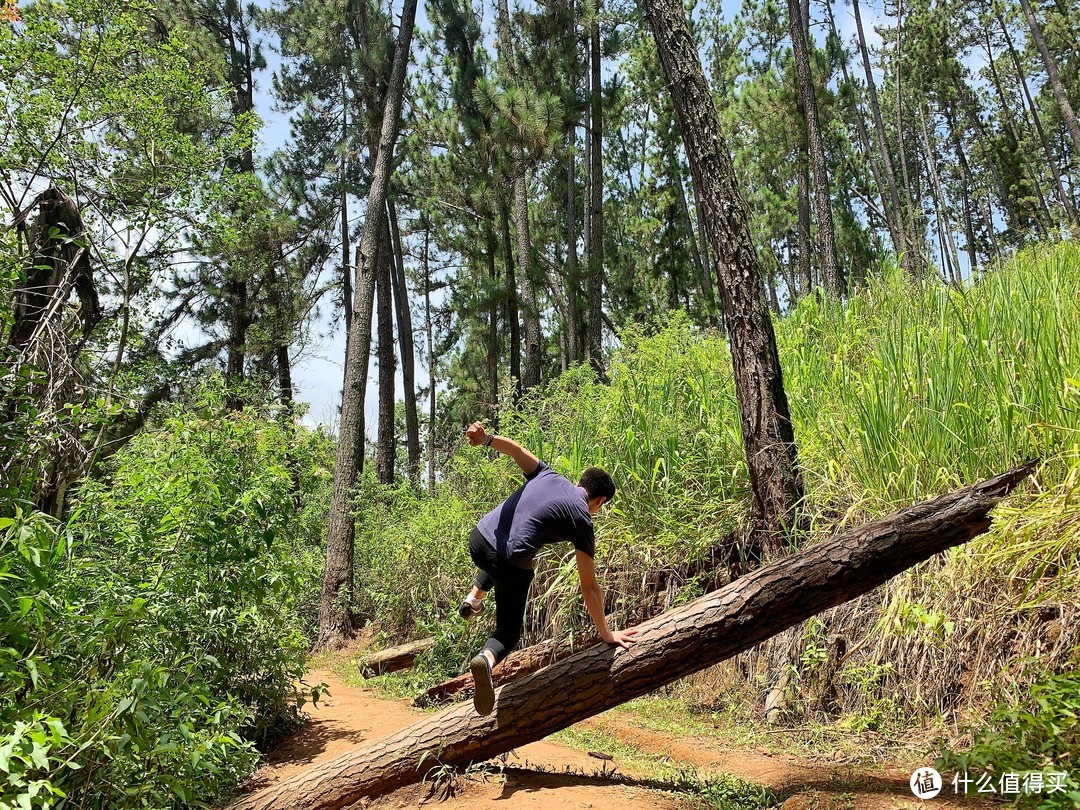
[457,599,485,620]
[470,653,495,716]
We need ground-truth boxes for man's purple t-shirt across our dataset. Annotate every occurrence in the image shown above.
[476,462,595,569]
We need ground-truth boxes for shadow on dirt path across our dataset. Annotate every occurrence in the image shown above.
[241,668,994,809]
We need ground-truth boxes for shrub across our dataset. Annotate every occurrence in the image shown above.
[1,387,331,808]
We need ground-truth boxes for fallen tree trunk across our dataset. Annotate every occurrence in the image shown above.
[358,637,435,678]
[229,463,1034,810]
[416,637,599,706]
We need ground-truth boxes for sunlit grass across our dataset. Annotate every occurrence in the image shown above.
[353,241,1080,740]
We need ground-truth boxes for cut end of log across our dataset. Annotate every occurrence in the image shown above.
[358,637,435,678]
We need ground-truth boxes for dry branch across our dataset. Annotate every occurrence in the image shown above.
[228,463,1034,810]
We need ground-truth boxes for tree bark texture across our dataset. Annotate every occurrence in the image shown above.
[642,0,804,547]
[376,220,397,486]
[229,463,1034,810]
[317,0,418,650]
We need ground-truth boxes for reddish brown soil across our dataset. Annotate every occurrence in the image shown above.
[243,669,995,810]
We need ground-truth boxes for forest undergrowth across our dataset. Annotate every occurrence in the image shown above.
[353,242,1080,802]
[3,243,1078,808]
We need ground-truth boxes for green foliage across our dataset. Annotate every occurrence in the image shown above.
[0,509,77,810]
[361,243,1080,736]
[783,243,1079,508]
[937,671,1080,808]
[0,386,332,808]
[0,0,248,207]
[687,772,777,810]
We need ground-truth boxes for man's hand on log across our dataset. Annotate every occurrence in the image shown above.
[606,627,641,649]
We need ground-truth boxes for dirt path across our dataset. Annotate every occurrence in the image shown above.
[243,670,992,809]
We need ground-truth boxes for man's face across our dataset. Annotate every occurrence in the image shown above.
[587,496,607,516]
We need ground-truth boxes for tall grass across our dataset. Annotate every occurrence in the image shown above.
[784,244,1078,510]
[357,242,1079,727]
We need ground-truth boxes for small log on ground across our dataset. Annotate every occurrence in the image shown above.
[229,463,1034,810]
[416,637,600,706]
[358,637,435,678]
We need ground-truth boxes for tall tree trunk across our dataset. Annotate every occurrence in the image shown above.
[766,271,781,315]
[983,26,1056,232]
[852,0,922,277]
[276,340,302,501]
[215,4,258,412]
[675,164,707,307]
[786,0,841,296]
[941,108,981,273]
[494,0,542,391]
[318,0,418,650]
[498,199,522,394]
[513,171,542,390]
[642,0,804,551]
[795,160,813,297]
[823,0,904,260]
[422,220,436,495]
[564,0,582,365]
[917,106,960,283]
[225,276,248,411]
[341,75,353,355]
[388,199,421,485]
[1018,0,1080,162]
[376,222,397,485]
[230,464,1034,810]
[690,178,719,325]
[484,215,500,421]
[566,122,581,364]
[891,0,925,277]
[585,2,605,373]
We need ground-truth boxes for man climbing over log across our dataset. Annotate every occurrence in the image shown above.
[459,422,639,715]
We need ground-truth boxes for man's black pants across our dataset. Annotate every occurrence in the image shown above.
[468,528,534,664]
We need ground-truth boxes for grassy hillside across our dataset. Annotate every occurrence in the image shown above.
[356,243,1079,742]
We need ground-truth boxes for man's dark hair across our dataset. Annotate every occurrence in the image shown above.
[578,466,615,504]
